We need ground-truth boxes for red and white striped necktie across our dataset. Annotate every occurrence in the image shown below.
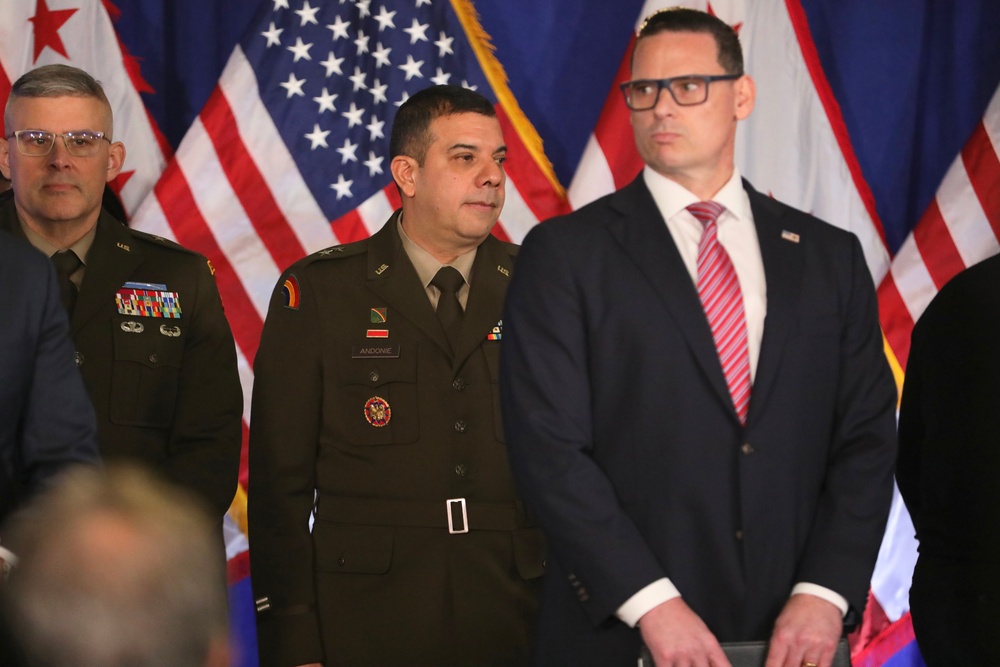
[688,201,751,425]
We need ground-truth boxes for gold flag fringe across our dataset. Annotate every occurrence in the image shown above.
[450,0,567,198]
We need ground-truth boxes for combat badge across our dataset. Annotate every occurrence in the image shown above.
[364,396,391,427]
[282,274,300,310]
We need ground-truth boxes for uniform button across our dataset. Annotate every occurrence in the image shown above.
[74,351,84,367]
[454,420,467,433]
[369,370,380,382]
[735,530,744,541]
[452,378,466,391]
[454,464,468,477]
[741,443,754,455]
[337,556,346,566]
[148,353,159,363]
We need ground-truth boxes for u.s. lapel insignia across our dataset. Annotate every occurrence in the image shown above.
[375,263,389,275]
[496,265,509,277]
[206,259,216,276]
[364,396,391,427]
[487,319,503,341]
[371,307,387,323]
[781,230,800,243]
[282,274,300,310]
[116,241,130,252]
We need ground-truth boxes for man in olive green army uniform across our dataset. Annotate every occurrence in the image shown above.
[248,85,545,667]
[0,64,241,520]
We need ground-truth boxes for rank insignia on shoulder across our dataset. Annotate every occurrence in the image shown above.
[364,396,391,427]
[116,287,181,318]
[282,274,300,310]
[370,307,387,323]
[487,319,503,341]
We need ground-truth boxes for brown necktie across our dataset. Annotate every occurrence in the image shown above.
[51,250,82,315]
[431,266,465,352]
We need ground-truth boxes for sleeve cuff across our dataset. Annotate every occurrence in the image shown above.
[615,578,681,627]
[792,582,850,617]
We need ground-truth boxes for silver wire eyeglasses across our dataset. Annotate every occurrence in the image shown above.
[6,130,112,157]
[620,74,741,110]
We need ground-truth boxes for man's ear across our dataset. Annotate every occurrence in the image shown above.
[734,74,755,121]
[390,155,418,199]
[0,138,11,180]
[106,141,126,182]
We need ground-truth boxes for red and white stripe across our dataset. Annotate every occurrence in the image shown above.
[691,201,751,424]
[879,87,1000,366]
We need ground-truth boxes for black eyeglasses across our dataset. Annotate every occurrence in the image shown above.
[6,130,111,157]
[619,74,741,110]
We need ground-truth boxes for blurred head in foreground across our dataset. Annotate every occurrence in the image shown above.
[1,463,229,667]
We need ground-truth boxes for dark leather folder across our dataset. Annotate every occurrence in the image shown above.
[639,638,851,667]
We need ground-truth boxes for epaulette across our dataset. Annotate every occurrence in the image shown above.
[127,227,201,257]
[302,238,369,264]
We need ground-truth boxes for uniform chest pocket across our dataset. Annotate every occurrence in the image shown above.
[332,344,419,446]
[109,318,185,428]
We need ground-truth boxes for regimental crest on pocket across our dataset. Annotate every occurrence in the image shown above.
[363,396,391,427]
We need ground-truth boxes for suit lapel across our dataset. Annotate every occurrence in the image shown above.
[451,235,510,370]
[73,214,144,334]
[608,177,736,418]
[744,182,803,421]
[365,215,453,357]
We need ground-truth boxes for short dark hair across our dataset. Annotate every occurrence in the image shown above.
[389,85,496,165]
[631,7,744,76]
[5,64,114,138]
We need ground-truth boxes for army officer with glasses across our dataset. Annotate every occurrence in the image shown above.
[0,64,242,525]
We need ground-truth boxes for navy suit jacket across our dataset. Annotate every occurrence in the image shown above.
[0,231,99,523]
[500,175,897,664]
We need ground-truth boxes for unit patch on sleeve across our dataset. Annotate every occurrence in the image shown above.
[282,274,301,310]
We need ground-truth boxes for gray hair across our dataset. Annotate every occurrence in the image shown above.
[1,464,228,667]
[5,64,114,137]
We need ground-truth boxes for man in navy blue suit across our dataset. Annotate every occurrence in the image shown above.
[500,8,897,667]
[0,230,98,524]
